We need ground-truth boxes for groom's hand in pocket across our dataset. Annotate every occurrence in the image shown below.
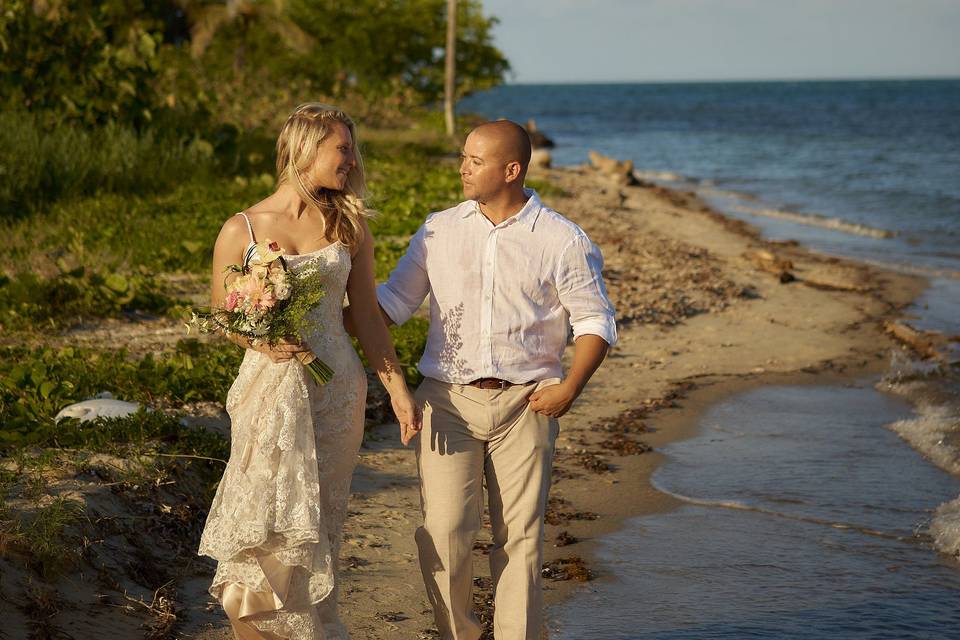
[528,381,578,418]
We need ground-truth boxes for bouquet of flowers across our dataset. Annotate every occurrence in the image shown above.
[188,239,334,384]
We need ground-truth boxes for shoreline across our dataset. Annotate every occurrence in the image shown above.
[533,164,928,627]
[168,159,929,639]
[322,163,927,639]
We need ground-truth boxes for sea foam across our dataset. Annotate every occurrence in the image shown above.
[930,496,960,557]
[880,358,960,557]
[732,205,896,239]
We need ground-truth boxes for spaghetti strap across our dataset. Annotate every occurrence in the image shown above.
[236,212,256,244]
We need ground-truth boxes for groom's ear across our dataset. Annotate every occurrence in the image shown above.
[504,160,522,183]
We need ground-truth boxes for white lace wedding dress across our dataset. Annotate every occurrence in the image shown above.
[199,215,366,640]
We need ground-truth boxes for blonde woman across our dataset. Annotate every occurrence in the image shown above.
[198,104,421,639]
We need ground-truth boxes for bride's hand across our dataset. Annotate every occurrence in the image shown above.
[391,390,422,446]
[259,337,310,363]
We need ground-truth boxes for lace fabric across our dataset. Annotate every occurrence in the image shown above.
[199,243,367,639]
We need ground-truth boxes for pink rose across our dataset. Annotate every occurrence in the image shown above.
[224,289,239,311]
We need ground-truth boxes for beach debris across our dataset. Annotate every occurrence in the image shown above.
[530,148,552,169]
[743,248,795,283]
[473,539,492,553]
[599,434,652,456]
[551,465,582,482]
[554,530,579,547]
[471,575,495,637]
[525,118,555,148]
[54,396,141,423]
[344,555,369,569]
[541,556,593,582]
[569,449,612,473]
[884,321,950,361]
[588,150,641,185]
[545,496,599,526]
[589,408,651,434]
[800,263,872,292]
[375,611,409,622]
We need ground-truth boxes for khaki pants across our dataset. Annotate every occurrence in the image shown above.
[414,377,561,640]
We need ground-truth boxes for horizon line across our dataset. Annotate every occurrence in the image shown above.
[497,74,960,86]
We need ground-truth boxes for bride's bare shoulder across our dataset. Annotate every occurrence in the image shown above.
[213,213,251,256]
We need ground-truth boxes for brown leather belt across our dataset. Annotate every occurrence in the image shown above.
[467,377,519,390]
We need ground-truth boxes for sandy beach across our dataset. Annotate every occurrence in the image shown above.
[238,163,921,639]
[0,159,927,640]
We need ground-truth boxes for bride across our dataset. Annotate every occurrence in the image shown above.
[197,103,421,639]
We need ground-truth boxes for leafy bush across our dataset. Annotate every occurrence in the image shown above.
[0,178,274,275]
[365,140,463,237]
[0,0,164,126]
[0,110,275,217]
[0,264,181,326]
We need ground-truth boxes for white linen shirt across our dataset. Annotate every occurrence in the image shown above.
[376,190,617,385]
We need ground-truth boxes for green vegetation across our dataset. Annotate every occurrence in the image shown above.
[0,341,242,445]
[0,264,181,326]
[1,492,86,578]
[0,0,512,585]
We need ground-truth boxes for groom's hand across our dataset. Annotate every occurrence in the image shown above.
[528,381,579,418]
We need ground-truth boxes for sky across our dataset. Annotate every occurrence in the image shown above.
[478,0,960,83]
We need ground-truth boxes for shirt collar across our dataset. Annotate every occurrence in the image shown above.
[462,188,543,229]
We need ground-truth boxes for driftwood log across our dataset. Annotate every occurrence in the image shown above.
[884,320,946,360]
[743,248,795,283]
[588,151,640,186]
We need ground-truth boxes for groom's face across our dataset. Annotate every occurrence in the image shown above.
[459,131,505,202]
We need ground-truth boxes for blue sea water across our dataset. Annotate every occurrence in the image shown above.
[462,81,960,638]
[461,80,960,277]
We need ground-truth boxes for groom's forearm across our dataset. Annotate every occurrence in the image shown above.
[562,334,610,397]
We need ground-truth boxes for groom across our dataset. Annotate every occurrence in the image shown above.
[376,120,616,639]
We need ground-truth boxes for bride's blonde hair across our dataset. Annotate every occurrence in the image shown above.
[276,103,369,247]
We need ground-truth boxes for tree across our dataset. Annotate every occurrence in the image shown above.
[174,0,312,73]
[0,0,165,126]
[444,0,457,137]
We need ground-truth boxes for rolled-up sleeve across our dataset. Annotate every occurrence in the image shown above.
[376,223,431,326]
[555,234,618,346]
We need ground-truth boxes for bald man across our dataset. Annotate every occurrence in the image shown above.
[375,121,617,640]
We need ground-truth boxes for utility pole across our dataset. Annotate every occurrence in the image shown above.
[444,0,457,138]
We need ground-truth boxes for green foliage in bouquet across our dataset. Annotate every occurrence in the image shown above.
[194,253,327,346]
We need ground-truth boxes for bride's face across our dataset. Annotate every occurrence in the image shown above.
[308,121,356,191]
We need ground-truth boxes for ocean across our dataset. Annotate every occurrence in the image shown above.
[461,80,960,638]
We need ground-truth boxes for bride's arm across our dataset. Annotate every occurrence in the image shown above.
[346,219,422,444]
[209,216,305,362]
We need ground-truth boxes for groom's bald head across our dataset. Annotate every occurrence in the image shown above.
[460,120,532,202]
[468,120,532,177]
